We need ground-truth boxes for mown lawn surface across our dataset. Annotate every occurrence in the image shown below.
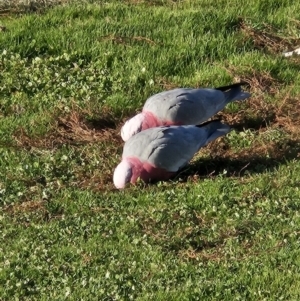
[1,0,300,300]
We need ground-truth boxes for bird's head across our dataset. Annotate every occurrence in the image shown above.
[121,113,145,141]
[113,160,133,189]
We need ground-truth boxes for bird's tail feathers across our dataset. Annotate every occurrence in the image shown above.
[197,120,231,145]
[215,82,248,91]
[215,82,251,103]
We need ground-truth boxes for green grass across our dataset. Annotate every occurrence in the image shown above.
[1,0,300,300]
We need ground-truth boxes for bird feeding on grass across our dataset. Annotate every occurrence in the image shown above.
[114,120,231,189]
[120,82,250,141]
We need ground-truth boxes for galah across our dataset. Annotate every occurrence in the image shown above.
[121,82,250,141]
[113,120,230,189]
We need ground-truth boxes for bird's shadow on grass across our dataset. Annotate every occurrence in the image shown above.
[176,139,300,181]
[230,114,276,131]
[85,117,117,130]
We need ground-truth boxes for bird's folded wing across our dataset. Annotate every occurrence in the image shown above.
[144,88,226,125]
[123,126,207,172]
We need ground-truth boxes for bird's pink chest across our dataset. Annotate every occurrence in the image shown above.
[127,157,175,184]
[141,111,162,130]
[140,161,174,183]
[142,110,183,129]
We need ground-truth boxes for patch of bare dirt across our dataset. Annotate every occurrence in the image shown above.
[57,111,118,143]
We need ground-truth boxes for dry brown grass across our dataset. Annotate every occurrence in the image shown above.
[240,19,299,54]
[220,65,300,136]
[0,0,69,14]
[224,64,281,95]
[14,107,121,150]
[156,77,179,90]
[179,239,285,263]
[122,0,180,6]
[3,200,47,218]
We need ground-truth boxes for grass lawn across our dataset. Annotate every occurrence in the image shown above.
[1,0,300,299]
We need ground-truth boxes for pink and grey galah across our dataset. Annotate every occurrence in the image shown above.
[114,120,231,189]
[121,82,250,141]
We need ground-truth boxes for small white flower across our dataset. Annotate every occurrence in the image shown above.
[141,67,146,72]
[65,287,71,297]
[149,79,154,85]
[42,190,48,199]
[2,49,7,55]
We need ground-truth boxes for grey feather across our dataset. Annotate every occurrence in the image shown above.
[123,121,231,172]
[142,83,250,125]
[221,85,251,103]
[214,82,249,92]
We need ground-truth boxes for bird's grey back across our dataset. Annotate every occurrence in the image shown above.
[143,88,226,125]
[123,125,216,172]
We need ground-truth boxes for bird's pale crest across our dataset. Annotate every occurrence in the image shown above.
[121,113,145,141]
[113,160,133,189]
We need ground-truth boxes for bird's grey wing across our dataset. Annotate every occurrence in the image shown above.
[143,88,227,125]
[143,126,208,172]
[143,89,193,123]
[165,89,227,124]
[122,128,158,159]
[123,123,230,172]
